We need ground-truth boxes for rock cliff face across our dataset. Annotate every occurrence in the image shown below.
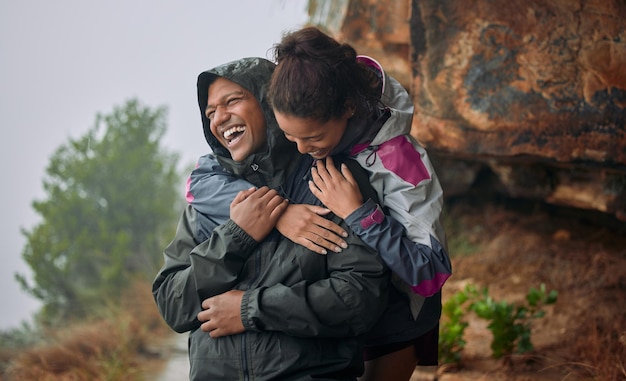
[307,0,626,220]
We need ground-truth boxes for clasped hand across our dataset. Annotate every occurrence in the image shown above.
[198,290,244,338]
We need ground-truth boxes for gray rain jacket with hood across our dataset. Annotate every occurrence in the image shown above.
[152,57,389,381]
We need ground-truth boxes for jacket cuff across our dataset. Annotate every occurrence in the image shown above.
[240,288,263,331]
[240,290,253,330]
[345,199,384,229]
[225,219,258,249]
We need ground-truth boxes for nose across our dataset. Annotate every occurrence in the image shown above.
[212,105,230,126]
[293,139,309,154]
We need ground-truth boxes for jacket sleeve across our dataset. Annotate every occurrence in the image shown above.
[240,218,390,338]
[186,154,253,218]
[152,205,257,333]
[349,135,452,297]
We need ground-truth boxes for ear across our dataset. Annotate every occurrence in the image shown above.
[344,101,356,118]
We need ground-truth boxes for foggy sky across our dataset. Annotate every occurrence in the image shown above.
[0,0,308,329]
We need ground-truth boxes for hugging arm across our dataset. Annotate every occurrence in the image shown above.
[152,204,261,333]
[195,187,389,339]
[312,151,452,297]
[188,154,348,254]
[241,224,389,338]
[197,224,389,339]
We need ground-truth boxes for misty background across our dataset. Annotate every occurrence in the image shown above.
[0,0,309,329]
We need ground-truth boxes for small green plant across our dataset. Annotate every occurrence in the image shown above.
[439,284,478,363]
[439,283,558,364]
[469,283,558,359]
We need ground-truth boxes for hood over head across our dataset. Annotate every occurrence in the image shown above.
[197,57,299,187]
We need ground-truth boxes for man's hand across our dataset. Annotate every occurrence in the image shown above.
[230,186,288,241]
[198,290,245,338]
[276,204,348,255]
[309,157,363,219]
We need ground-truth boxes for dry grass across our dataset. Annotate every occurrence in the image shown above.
[2,279,171,381]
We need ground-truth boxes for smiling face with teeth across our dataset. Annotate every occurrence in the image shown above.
[205,77,267,162]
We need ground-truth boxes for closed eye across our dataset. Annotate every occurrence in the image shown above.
[283,132,323,142]
[205,93,246,120]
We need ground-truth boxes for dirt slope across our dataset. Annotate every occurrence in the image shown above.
[431,195,626,381]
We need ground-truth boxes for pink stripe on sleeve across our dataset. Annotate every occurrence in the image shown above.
[411,273,450,297]
[185,176,194,203]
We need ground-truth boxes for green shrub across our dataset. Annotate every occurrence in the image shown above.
[439,284,478,363]
[439,283,558,363]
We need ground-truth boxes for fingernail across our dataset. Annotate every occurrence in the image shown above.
[340,242,348,249]
[342,231,348,237]
[321,249,327,255]
[334,246,342,253]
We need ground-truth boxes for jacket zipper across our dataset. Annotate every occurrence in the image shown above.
[241,334,249,381]
[240,249,262,381]
[241,165,263,381]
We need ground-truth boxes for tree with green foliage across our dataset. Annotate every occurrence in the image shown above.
[16,99,182,326]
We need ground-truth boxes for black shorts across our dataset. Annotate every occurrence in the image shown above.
[362,285,441,365]
[362,323,439,365]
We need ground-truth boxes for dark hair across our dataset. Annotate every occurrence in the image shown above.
[268,26,381,123]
